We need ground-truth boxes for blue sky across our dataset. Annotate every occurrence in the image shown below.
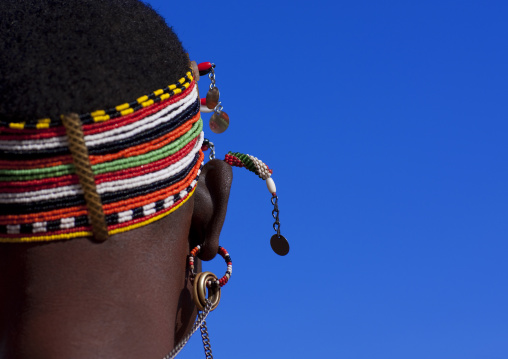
[146,1,508,358]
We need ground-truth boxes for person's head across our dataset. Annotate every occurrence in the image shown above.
[0,0,232,357]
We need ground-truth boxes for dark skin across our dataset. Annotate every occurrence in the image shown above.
[0,159,233,359]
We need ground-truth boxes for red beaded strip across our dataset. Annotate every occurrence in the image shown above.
[0,152,203,226]
[188,245,232,288]
[224,152,273,180]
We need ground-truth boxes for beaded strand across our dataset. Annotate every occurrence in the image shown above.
[224,152,273,180]
[189,245,232,288]
[224,151,277,195]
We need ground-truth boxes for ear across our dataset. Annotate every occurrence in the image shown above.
[190,159,233,261]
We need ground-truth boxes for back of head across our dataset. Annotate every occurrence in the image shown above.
[0,0,189,122]
[0,1,232,358]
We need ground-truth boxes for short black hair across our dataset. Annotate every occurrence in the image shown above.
[0,0,189,122]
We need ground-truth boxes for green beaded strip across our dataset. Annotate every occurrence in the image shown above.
[224,151,273,180]
[0,119,202,181]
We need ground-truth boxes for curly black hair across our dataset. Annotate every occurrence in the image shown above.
[0,0,188,122]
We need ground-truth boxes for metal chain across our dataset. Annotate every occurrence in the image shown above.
[200,320,214,359]
[213,102,223,115]
[164,300,213,359]
[271,195,280,236]
[208,141,215,160]
[202,139,216,160]
[208,65,216,90]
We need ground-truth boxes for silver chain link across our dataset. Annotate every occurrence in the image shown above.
[200,320,213,359]
[164,300,213,359]
[208,141,215,160]
[271,195,280,236]
[208,65,216,90]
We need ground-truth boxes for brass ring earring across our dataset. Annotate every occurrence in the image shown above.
[188,245,232,311]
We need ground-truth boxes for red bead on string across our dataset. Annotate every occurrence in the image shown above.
[188,245,232,288]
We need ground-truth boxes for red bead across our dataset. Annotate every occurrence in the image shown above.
[198,62,212,72]
[198,62,213,76]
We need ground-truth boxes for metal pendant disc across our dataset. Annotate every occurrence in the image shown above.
[205,87,220,109]
[209,111,229,134]
[270,234,289,256]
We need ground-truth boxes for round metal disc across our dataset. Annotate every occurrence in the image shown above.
[209,111,229,134]
[205,87,220,109]
[270,234,289,256]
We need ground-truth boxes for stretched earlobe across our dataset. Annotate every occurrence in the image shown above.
[190,159,233,261]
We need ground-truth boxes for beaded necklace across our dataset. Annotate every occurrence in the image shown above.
[0,70,204,243]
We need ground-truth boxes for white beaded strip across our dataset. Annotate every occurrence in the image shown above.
[0,85,197,152]
[95,132,202,194]
[249,155,272,180]
[13,171,201,230]
[85,86,198,146]
[0,185,82,203]
[0,132,203,203]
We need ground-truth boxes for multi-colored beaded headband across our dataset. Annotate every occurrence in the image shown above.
[0,71,203,243]
[0,59,288,357]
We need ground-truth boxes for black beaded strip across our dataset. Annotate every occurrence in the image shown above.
[0,154,200,216]
[0,99,199,159]
[0,175,199,235]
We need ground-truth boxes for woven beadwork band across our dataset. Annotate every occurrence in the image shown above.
[0,70,204,243]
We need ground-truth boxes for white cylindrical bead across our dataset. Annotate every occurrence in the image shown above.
[200,104,214,113]
[266,177,276,194]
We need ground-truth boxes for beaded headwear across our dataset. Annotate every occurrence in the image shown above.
[0,71,203,242]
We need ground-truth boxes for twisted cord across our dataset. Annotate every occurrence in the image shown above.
[61,113,108,242]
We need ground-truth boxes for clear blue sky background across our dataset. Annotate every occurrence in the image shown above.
[146,1,507,358]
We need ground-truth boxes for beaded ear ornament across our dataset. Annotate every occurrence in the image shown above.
[192,60,290,256]
[202,139,290,256]
[168,61,289,359]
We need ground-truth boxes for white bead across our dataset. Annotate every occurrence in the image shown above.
[266,177,276,194]
[6,224,20,234]
[60,217,76,229]
[200,104,213,113]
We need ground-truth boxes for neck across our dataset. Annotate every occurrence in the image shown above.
[0,204,196,359]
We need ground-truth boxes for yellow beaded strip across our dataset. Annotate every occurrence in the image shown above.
[0,187,195,243]
[3,72,193,129]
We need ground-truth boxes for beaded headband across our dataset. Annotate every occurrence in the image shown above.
[0,71,204,243]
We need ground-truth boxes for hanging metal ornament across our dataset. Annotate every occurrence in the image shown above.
[197,62,229,134]
[270,193,290,256]
[206,87,220,109]
[221,151,290,256]
[209,103,229,134]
